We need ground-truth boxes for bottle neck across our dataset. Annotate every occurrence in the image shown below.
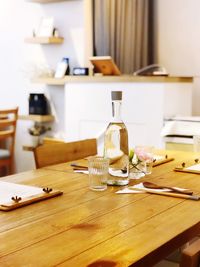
[111,100,122,122]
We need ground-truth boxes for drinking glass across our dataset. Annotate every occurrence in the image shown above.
[88,156,109,191]
[144,146,154,175]
[129,161,146,179]
[129,145,154,179]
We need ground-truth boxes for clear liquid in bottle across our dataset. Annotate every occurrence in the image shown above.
[104,91,129,185]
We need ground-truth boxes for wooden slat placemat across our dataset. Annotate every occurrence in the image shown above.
[174,158,200,174]
[153,156,174,167]
[0,181,63,211]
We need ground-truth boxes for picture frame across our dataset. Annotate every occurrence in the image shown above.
[89,56,121,76]
[37,17,54,37]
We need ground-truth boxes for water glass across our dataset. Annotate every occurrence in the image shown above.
[193,135,200,152]
[129,161,146,179]
[88,156,109,191]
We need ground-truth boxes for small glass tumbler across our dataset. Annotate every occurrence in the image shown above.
[193,135,200,152]
[88,156,109,191]
[142,146,154,175]
[134,145,154,175]
[145,159,154,175]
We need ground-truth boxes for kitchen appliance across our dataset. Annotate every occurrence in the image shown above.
[29,93,48,115]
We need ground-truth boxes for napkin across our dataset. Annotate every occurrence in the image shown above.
[109,168,128,177]
[116,187,144,194]
[73,168,127,177]
[74,170,88,174]
[185,163,200,171]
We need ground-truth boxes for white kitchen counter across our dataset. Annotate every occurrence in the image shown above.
[63,76,193,153]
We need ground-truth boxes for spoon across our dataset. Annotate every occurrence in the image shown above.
[143,181,193,195]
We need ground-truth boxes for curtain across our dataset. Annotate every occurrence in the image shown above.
[93,0,154,74]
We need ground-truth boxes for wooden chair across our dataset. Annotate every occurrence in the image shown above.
[42,136,65,144]
[179,237,200,267]
[0,107,18,175]
[33,138,97,168]
[157,238,200,267]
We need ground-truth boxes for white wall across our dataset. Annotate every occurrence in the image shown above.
[0,0,85,172]
[155,0,200,76]
[155,0,200,115]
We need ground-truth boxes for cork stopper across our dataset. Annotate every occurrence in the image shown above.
[111,91,122,101]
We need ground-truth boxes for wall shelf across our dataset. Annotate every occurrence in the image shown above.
[32,77,66,85]
[27,0,68,3]
[22,145,36,151]
[19,115,55,123]
[25,37,64,44]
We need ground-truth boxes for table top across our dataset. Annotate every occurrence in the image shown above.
[1,150,200,267]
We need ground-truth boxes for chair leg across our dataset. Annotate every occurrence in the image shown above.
[10,162,15,174]
[9,157,16,175]
[0,166,7,177]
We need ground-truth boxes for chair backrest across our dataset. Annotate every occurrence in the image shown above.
[0,107,18,157]
[180,237,200,267]
[0,107,18,174]
[33,138,97,168]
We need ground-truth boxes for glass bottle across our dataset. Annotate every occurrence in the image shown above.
[104,91,129,185]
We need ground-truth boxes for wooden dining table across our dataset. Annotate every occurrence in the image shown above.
[1,150,200,267]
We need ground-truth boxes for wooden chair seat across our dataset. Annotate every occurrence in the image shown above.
[33,138,97,168]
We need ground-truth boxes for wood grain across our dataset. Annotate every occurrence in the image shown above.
[18,114,54,122]
[33,138,97,168]
[1,150,200,266]
[153,157,174,167]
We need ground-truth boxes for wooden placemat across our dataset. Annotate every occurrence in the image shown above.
[0,181,63,211]
[153,155,174,167]
[174,159,200,174]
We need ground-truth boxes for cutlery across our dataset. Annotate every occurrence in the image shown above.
[129,187,199,200]
[71,164,128,174]
[143,181,193,195]
[70,163,88,170]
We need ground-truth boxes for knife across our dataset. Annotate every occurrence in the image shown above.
[129,187,200,201]
[70,163,88,170]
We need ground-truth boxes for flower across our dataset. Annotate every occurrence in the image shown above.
[134,146,154,162]
[129,147,154,174]
[129,148,143,172]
